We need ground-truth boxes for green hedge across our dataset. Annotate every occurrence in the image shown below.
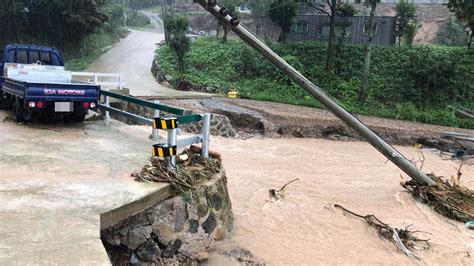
[157,38,474,129]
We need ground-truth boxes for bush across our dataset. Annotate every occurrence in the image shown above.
[157,38,474,129]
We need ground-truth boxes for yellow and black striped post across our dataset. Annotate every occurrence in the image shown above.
[153,117,178,130]
[152,144,177,158]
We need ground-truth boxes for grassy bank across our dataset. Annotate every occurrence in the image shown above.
[157,38,474,129]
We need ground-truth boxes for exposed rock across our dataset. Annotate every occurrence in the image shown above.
[201,213,217,234]
[177,80,192,91]
[188,219,199,234]
[136,239,161,263]
[127,226,152,250]
[196,251,209,261]
[211,193,223,211]
[152,221,175,246]
[164,74,173,82]
[102,170,233,264]
[174,201,187,232]
[162,239,182,258]
[214,225,226,241]
[130,252,139,266]
[160,80,171,87]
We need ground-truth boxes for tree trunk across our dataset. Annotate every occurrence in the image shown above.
[216,22,220,38]
[325,0,337,71]
[223,25,229,42]
[359,1,377,103]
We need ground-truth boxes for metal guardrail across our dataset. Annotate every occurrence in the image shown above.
[98,89,211,169]
[71,72,125,89]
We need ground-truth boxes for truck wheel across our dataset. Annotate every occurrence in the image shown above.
[23,108,33,122]
[12,98,25,122]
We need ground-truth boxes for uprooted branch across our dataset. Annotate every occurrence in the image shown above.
[269,178,300,201]
[334,204,430,259]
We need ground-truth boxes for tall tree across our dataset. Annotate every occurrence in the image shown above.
[268,0,297,43]
[447,0,473,48]
[394,0,416,46]
[164,15,190,73]
[357,0,380,103]
[303,0,355,71]
[248,0,271,35]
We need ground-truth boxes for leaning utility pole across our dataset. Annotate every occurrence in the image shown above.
[194,0,436,186]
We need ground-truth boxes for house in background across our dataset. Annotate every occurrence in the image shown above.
[287,15,397,45]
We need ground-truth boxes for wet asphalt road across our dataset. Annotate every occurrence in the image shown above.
[0,111,163,265]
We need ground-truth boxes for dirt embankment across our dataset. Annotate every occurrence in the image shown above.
[374,4,452,44]
[161,97,474,146]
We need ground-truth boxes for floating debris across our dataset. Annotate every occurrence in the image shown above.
[401,172,474,223]
[269,178,300,201]
[335,204,430,260]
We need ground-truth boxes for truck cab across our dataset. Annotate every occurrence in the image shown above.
[0,44,100,122]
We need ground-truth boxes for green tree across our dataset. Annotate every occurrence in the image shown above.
[405,19,420,46]
[268,0,298,43]
[394,0,416,46]
[303,0,356,71]
[447,0,473,48]
[435,16,467,46]
[356,0,380,103]
[164,15,190,73]
[248,0,271,35]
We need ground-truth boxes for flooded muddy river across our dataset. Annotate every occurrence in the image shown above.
[208,137,474,265]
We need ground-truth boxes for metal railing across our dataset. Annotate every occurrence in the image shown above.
[98,90,211,168]
[71,72,125,89]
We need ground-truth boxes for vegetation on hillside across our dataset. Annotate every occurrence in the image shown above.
[157,38,474,129]
[0,1,151,71]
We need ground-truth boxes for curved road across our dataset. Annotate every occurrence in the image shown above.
[87,12,206,98]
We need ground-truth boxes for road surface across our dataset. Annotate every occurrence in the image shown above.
[87,12,207,98]
[0,111,165,265]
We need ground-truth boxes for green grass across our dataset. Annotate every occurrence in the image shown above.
[157,38,474,129]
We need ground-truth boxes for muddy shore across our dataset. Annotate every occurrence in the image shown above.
[159,97,474,145]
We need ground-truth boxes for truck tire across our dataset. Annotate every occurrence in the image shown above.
[12,98,25,122]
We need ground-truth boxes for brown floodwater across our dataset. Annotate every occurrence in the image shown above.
[207,136,474,265]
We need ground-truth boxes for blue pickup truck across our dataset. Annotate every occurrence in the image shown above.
[0,44,99,122]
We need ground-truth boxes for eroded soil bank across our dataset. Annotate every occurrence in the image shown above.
[160,97,474,145]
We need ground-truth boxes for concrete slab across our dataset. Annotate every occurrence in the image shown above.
[0,111,167,265]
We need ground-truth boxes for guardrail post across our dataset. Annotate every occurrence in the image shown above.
[167,128,177,170]
[201,113,211,158]
[151,100,160,140]
[94,73,98,84]
[104,88,110,121]
[119,75,123,90]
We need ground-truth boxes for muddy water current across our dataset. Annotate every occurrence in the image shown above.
[208,137,474,265]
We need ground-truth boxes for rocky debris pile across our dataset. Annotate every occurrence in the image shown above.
[102,148,233,265]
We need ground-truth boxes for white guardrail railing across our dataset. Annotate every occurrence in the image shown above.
[71,72,126,89]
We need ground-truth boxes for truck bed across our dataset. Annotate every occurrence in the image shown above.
[2,77,99,100]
